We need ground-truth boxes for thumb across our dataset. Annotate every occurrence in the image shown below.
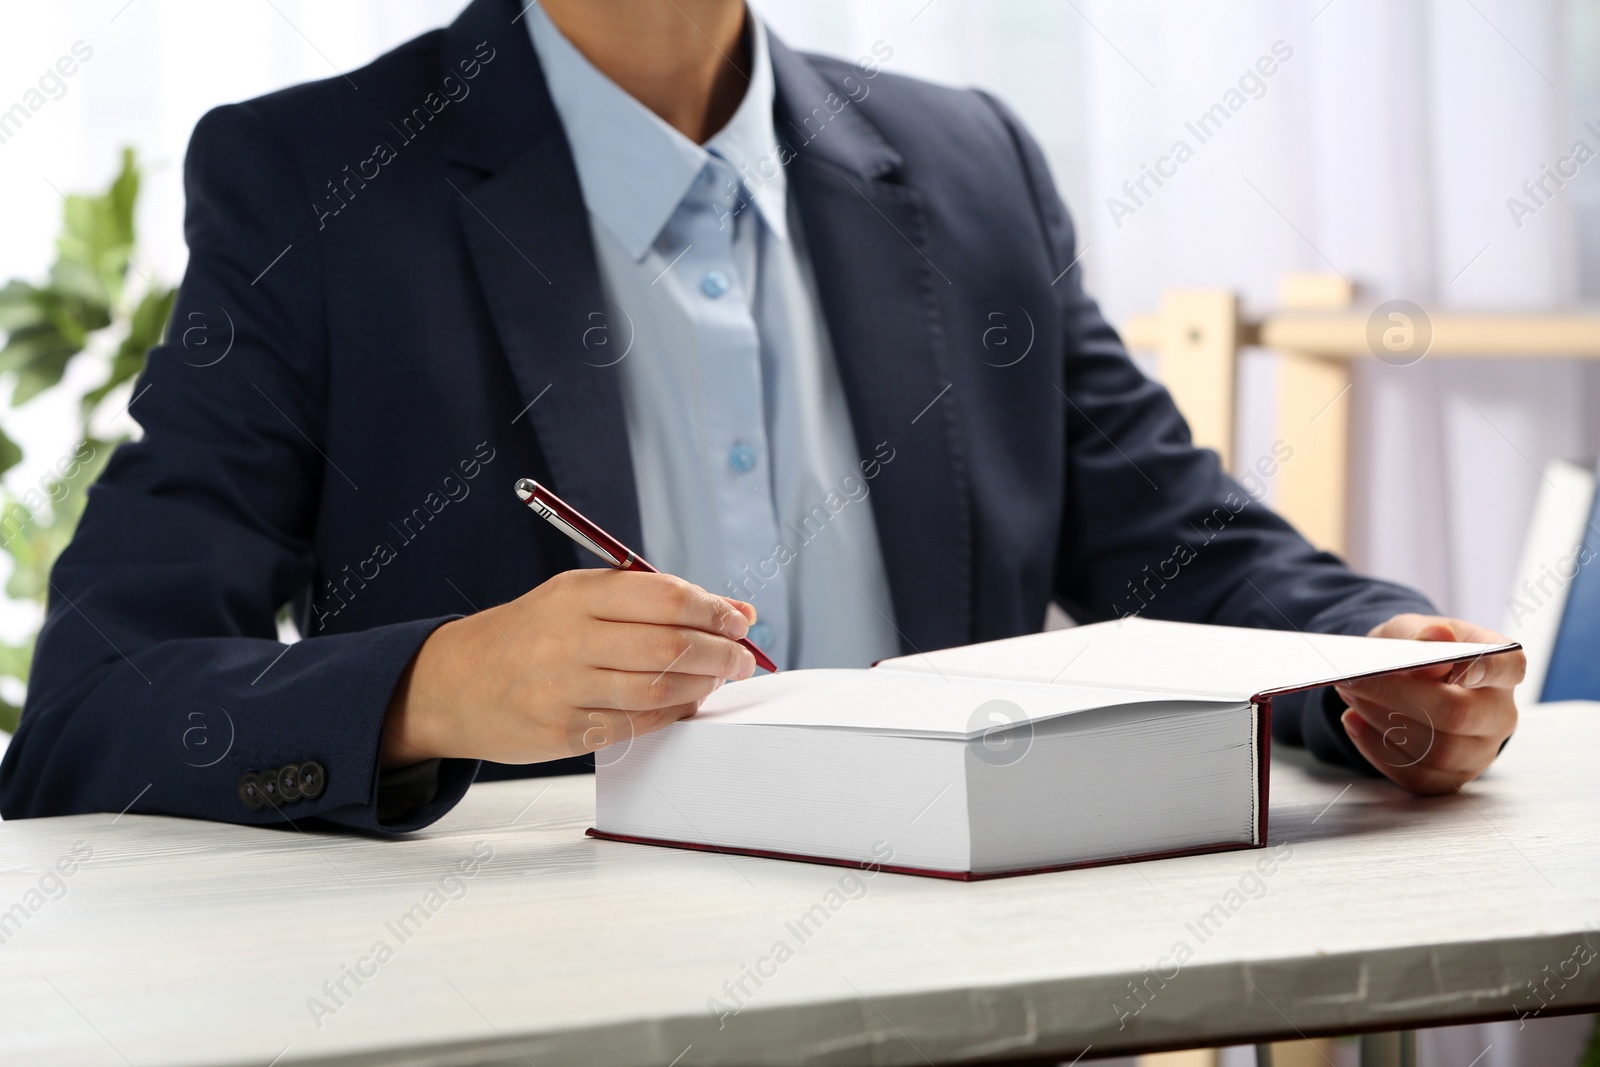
[1369,614,1458,679]
[1368,613,1458,643]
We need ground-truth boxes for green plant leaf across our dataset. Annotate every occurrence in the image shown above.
[0,280,47,332]
[52,437,113,534]
[83,285,174,416]
[0,322,73,376]
[0,283,103,405]
[0,635,33,682]
[0,451,120,610]
[0,423,23,477]
[0,493,78,604]
[0,147,157,730]
[126,284,176,352]
[47,256,112,314]
[0,634,31,733]
[10,347,75,406]
[53,148,140,314]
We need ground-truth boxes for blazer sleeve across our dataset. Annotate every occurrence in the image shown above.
[976,91,1437,773]
[0,103,479,832]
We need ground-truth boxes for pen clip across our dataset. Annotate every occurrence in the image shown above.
[528,497,627,568]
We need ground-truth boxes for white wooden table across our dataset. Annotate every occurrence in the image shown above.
[2,702,1597,1066]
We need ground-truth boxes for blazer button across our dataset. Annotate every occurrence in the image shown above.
[277,763,303,802]
[259,772,280,807]
[238,772,264,810]
[297,761,326,799]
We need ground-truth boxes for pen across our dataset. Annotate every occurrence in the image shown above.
[513,477,778,674]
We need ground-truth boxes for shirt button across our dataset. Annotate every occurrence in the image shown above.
[700,270,731,299]
[748,621,775,647]
[728,443,757,473]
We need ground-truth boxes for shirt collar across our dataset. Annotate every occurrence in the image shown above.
[525,4,788,261]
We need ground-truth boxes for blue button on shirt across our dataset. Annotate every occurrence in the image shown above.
[700,270,731,299]
[728,442,757,474]
[526,9,901,670]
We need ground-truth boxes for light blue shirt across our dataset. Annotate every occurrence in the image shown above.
[525,8,900,670]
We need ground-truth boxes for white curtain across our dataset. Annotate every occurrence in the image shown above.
[759,0,1600,628]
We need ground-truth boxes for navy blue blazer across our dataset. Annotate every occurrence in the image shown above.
[0,0,1432,832]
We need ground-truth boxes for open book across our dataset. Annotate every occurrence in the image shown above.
[591,618,1518,879]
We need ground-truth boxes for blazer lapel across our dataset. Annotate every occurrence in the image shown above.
[441,0,643,551]
[438,4,973,651]
[769,38,974,654]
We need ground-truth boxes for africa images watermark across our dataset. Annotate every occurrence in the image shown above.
[306,841,495,1028]
[312,441,497,631]
[1366,299,1432,367]
[313,39,498,230]
[180,706,236,768]
[1511,923,1599,1030]
[706,841,896,1030]
[1505,537,1596,629]
[1106,40,1294,230]
[1113,440,1294,619]
[707,40,894,230]
[1110,840,1295,1030]
[0,840,95,949]
[0,442,98,547]
[722,441,897,602]
[1504,116,1600,231]
[0,40,94,148]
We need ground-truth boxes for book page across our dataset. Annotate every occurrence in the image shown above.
[694,668,1239,738]
[876,617,1517,700]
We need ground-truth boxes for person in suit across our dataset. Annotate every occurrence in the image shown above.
[0,0,1522,831]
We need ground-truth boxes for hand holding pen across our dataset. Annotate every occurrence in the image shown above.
[377,482,770,770]
[514,478,778,673]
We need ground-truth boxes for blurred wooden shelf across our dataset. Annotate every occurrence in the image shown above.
[1120,274,1600,556]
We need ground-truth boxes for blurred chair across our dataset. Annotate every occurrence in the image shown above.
[1501,458,1596,707]
[1534,457,1600,702]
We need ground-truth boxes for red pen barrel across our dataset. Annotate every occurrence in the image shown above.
[514,477,779,673]
[741,640,780,675]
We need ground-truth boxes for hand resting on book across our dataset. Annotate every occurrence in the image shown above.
[1334,614,1525,796]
